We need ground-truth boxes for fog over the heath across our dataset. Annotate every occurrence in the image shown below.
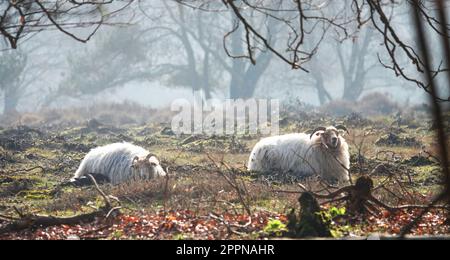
[1,0,448,115]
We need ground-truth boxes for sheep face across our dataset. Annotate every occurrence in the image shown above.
[320,128,341,149]
[131,154,166,179]
[311,126,348,150]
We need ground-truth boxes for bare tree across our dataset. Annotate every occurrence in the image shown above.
[0,0,134,49]
[338,27,376,101]
[154,1,218,99]
[227,18,275,99]
[0,49,26,114]
[53,1,222,103]
[54,25,171,100]
[142,1,276,100]
[289,25,387,104]
[0,44,50,115]
[178,0,450,102]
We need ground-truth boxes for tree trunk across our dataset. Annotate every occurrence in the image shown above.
[342,28,374,102]
[229,32,273,99]
[198,12,212,100]
[343,80,365,101]
[310,63,332,105]
[3,86,19,115]
[229,23,246,99]
[230,61,269,100]
[315,77,332,105]
[228,16,275,100]
[178,5,201,92]
[203,50,212,100]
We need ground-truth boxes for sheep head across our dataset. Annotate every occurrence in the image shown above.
[132,153,167,179]
[310,125,348,150]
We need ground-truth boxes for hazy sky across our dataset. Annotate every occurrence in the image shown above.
[1,0,447,114]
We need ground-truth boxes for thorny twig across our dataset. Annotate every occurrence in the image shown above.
[275,178,450,214]
[206,153,252,216]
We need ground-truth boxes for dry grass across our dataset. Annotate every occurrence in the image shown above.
[0,101,447,238]
[0,101,175,128]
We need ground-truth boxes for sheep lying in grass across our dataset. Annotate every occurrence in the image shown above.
[247,126,350,183]
[71,143,166,185]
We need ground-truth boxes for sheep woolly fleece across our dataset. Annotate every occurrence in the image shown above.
[73,143,166,185]
[247,133,350,182]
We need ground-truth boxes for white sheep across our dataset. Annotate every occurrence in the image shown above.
[72,142,166,185]
[247,126,350,183]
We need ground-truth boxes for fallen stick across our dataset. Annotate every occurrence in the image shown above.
[0,210,107,236]
[0,175,120,236]
[295,177,449,214]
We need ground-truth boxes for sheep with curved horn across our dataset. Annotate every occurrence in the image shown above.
[71,143,166,185]
[247,126,350,183]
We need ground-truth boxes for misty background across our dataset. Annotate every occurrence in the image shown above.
[0,1,446,118]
